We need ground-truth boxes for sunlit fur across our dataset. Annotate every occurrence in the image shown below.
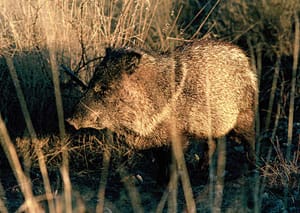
[68,39,257,161]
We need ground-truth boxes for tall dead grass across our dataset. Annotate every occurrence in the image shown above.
[1,0,299,212]
[0,0,181,55]
[0,0,191,212]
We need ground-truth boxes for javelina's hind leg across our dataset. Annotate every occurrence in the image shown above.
[234,109,256,168]
[207,139,216,165]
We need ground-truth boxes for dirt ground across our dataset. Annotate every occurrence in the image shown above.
[0,120,299,212]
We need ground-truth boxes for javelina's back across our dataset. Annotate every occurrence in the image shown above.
[176,40,256,139]
[67,39,257,162]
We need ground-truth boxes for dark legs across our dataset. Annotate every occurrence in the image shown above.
[233,109,256,168]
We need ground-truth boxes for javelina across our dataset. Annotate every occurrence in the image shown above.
[67,39,257,163]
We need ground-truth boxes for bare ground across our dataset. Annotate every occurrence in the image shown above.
[1,122,299,212]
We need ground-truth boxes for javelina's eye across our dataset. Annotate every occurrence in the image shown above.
[93,84,102,93]
[93,83,109,97]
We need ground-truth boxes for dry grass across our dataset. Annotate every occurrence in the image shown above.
[261,138,300,189]
[0,0,182,54]
[0,1,185,212]
[0,0,300,212]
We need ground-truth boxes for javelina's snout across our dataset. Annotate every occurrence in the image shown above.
[68,39,257,165]
[67,98,110,131]
[66,117,80,130]
[66,113,103,131]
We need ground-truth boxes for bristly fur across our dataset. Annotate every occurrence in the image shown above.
[67,39,257,163]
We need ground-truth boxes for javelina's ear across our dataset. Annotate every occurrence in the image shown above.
[123,50,142,74]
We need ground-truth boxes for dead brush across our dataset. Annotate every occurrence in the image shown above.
[260,138,300,189]
[15,136,70,172]
[15,133,138,173]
